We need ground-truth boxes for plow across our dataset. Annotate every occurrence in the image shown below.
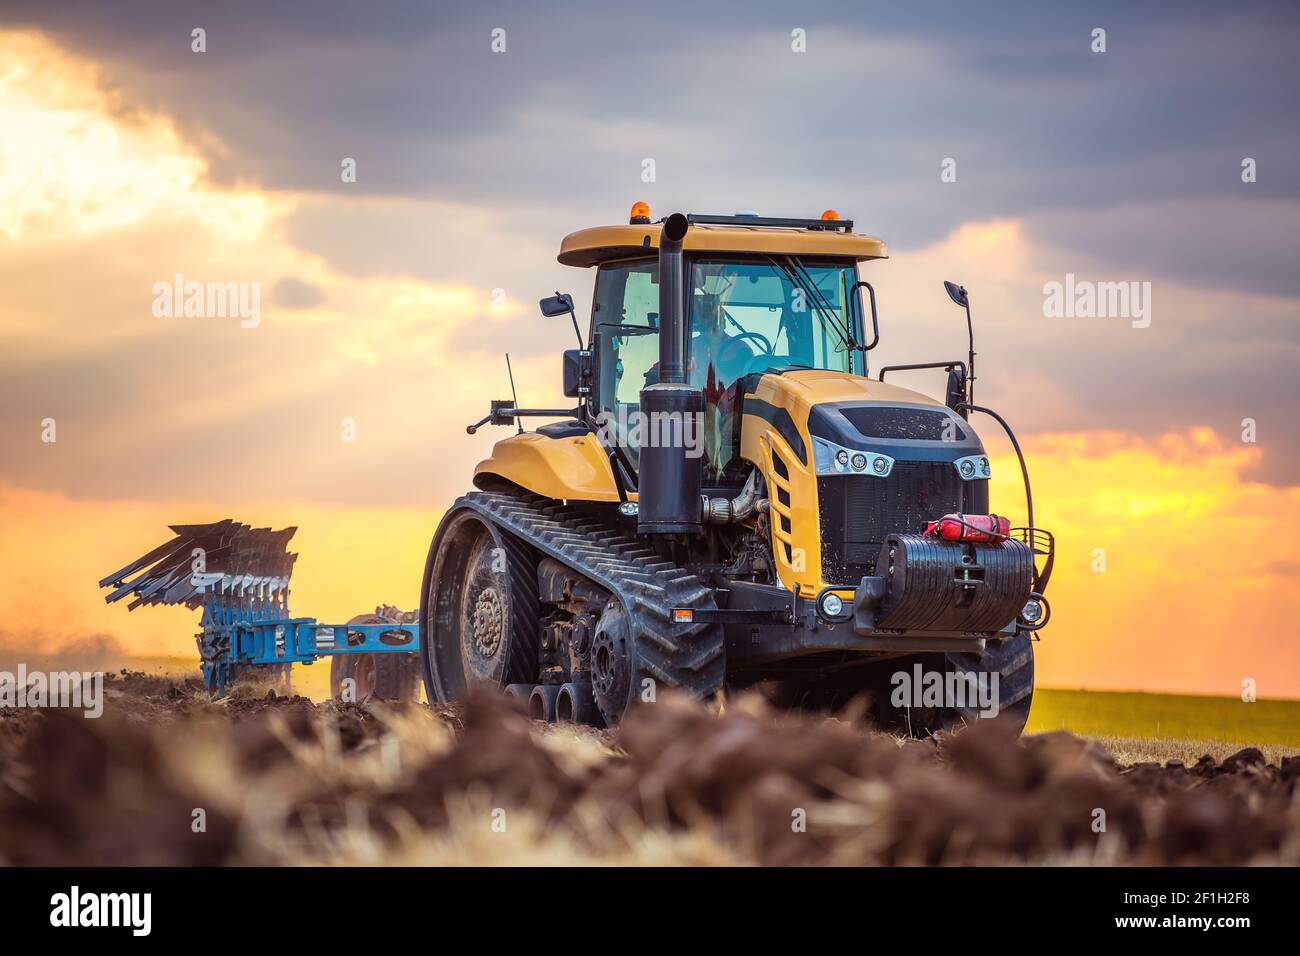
[99,520,420,700]
[102,203,1053,732]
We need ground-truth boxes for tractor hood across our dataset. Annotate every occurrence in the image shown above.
[741,368,986,466]
[738,368,992,595]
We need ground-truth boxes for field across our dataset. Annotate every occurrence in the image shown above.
[1,663,1297,866]
[125,655,1300,750]
[1028,688,1300,766]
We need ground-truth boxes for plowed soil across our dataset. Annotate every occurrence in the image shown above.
[1,671,1297,865]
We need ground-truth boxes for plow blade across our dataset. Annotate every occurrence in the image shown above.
[99,520,297,610]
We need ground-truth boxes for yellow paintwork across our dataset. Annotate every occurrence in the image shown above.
[558,222,888,267]
[474,432,620,502]
[740,370,940,595]
[746,369,942,427]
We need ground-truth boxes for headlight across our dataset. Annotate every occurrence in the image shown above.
[816,589,850,621]
[953,454,991,480]
[812,437,894,477]
[1019,594,1050,630]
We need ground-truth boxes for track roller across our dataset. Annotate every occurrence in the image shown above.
[528,684,561,721]
[504,683,537,704]
[555,682,600,725]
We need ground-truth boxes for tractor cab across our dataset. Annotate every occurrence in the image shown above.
[556,207,887,486]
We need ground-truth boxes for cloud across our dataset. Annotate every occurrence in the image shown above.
[871,216,1300,486]
[2,19,1296,503]
[1002,427,1300,697]
[280,194,562,291]
[0,30,277,243]
[5,4,1297,309]
[271,277,325,309]
[1026,198,1300,298]
[2,19,1295,505]
[0,29,519,507]
[6,4,1296,227]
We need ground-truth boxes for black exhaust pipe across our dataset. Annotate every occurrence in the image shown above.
[657,213,690,385]
[638,213,703,535]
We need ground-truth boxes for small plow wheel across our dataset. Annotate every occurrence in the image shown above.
[331,613,419,702]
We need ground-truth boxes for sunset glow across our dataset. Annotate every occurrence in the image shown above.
[1,25,1297,701]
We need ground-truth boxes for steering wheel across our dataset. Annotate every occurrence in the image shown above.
[729,330,773,355]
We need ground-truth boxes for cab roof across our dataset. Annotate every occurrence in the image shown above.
[558,214,889,267]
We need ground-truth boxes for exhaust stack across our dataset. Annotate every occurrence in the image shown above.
[637,213,703,535]
[657,213,689,385]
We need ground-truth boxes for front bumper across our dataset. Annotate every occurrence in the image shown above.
[705,582,1019,669]
[693,533,1042,668]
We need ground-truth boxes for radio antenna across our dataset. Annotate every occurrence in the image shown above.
[505,353,523,434]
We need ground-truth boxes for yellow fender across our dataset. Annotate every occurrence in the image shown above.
[474,432,620,503]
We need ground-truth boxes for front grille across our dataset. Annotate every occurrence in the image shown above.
[818,462,977,585]
[839,406,965,442]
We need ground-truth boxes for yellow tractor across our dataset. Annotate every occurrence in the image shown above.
[423,205,1053,732]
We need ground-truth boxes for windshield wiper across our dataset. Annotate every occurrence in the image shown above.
[766,257,855,351]
[787,257,861,352]
[596,321,657,336]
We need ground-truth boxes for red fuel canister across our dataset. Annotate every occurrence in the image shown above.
[924,513,1011,542]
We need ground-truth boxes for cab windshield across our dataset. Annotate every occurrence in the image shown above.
[590,256,861,482]
[688,257,860,481]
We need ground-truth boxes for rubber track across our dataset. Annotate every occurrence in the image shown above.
[497,530,541,684]
[452,490,725,699]
[946,631,1034,729]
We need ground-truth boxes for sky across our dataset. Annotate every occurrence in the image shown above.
[0,1,1298,698]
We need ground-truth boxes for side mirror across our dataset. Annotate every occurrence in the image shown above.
[944,281,975,405]
[850,280,880,351]
[541,291,583,347]
[540,292,574,317]
[945,366,967,415]
[562,348,591,398]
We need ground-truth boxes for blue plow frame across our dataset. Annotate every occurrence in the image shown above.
[198,604,421,696]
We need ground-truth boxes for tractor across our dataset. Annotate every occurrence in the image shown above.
[425,206,1053,732]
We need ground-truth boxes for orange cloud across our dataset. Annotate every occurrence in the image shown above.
[991,428,1300,698]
